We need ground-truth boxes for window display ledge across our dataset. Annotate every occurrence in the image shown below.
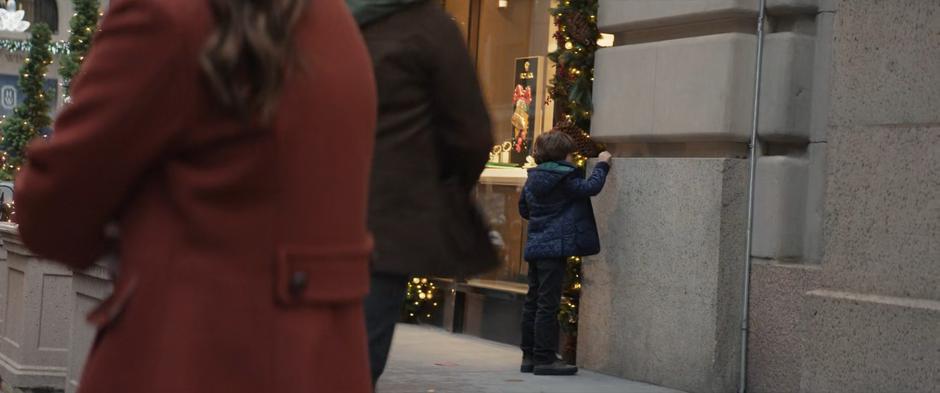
[465,279,528,295]
[480,166,527,187]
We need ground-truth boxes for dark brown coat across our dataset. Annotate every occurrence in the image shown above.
[14,0,377,392]
[363,2,498,278]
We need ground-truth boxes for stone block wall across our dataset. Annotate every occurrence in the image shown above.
[745,262,819,393]
[585,1,938,393]
[584,1,828,392]
[752,156,808,260]
[802,290,940,392]
[580,158,746,393]
[799,1,940,390]
[0,233,114,393]
[598,0,819,33]
[592,31,814,143]
[0,225,72,391]
[592,33,757,142]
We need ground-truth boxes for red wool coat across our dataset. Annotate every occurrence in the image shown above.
[13,0,377,392]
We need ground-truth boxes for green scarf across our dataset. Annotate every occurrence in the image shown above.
[537,161,576,174]
[345,0,427,26]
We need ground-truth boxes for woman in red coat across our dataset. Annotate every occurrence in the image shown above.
[13,0,376,392]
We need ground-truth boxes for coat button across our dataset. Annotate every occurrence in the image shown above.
[289,271,308,296]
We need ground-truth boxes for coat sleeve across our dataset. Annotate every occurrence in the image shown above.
[13,0,194,268]
[562,162,611,198]
[425,13,493,191]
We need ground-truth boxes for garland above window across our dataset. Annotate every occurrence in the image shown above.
[0,38,69,55]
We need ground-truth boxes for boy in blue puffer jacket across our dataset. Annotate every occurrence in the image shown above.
[518,131,612,376]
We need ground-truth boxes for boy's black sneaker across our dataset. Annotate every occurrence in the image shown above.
[520,356,535,373]
[533,360,578,376]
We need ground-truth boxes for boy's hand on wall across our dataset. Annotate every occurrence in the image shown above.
[598,151,612,164]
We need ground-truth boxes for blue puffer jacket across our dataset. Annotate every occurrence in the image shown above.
[519,160,610,261]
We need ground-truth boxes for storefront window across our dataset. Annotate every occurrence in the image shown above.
[441,0,554,285]
[443,0,553,151]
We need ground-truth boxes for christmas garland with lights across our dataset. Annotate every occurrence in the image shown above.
[549,0,602,165]
[60,0,100,98]
[0,23,54,182]
[0,5,102,219]
[547,0,602,346]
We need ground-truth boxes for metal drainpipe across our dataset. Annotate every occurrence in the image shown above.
[739,0,768,392]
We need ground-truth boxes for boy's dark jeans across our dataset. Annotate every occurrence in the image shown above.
[520,258,566,364]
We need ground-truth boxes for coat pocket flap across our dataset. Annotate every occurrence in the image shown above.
[275,238,373,305]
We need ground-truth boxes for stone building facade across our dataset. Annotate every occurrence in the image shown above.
[0,1,935,393]
[580,1,939,392]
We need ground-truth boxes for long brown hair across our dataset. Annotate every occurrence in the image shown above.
[201,0,309,121]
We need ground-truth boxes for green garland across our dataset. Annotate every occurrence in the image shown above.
[559,256,583,336]
[60,0,101,97]
[547,0,600,347]
[0,38,70,55]
[0,23,55,181]
[548,0,600,132]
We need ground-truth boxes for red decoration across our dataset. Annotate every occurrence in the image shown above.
[513,85,532,105]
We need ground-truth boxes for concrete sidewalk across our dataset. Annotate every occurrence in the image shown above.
[377,324,685,393]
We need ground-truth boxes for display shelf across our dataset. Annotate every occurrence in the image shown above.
[480,166,527,187]
[465,279,528,295]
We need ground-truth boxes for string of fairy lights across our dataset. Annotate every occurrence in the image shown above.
[404,277,438,322]
[0,22,54,181]
[548,0,601,343]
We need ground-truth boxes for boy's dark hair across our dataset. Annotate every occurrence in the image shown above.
[533,131,576,164]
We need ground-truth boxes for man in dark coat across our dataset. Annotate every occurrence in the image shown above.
[347,0,499,384]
